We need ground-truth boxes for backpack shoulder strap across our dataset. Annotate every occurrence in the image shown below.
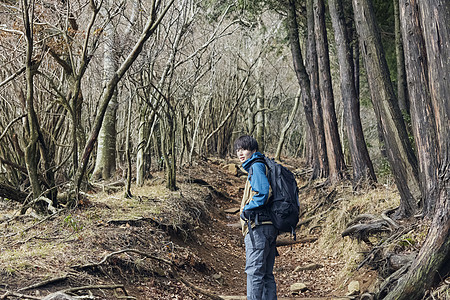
[247,157,267,177]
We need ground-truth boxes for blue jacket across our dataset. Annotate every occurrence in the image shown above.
[241,152,270,212]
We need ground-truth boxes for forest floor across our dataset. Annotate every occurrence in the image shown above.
[0,157,417,299]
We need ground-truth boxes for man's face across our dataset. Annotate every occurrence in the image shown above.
[237,148,255,163]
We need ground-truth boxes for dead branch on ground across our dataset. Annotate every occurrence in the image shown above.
[71,248,223,300]
[17,274,69,292]
[0,290,41,300]
[62,285,130,297]
[276,236,318,247]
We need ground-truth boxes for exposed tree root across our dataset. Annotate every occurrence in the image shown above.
[62,284,131,298]
[107,217,176,234]
[17,275,69,292]
[0,182,28,203]
[343,212,423,298]
[342,210,399,245]
[276,236,318,247]
[377,262,411,299]
[0,290,41,300]
[91,181,125,193]
[187,178,230,200]
[71,248,223,300]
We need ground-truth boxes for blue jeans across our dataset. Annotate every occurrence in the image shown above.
[244,224,278,300]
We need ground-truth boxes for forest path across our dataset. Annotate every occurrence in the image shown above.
[190,158,354,299]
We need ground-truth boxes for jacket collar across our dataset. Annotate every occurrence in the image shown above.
[242,152,264,172]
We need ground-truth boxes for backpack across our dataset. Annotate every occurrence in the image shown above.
[248,156,300,239]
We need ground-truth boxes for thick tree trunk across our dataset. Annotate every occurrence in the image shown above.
[286,0,321,178]
[399,0,438,216]
[352,0,420,217]
[314,0,347,183]
[384,0,449,297]
[93,6,118,180]
[306,0,328,179]
[329,0,376,187]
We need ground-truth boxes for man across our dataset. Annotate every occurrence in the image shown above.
[234,135,278,300]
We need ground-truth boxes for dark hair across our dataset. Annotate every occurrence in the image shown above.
[234,135,259,152]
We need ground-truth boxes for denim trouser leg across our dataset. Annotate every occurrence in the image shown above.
[245,224,278,300]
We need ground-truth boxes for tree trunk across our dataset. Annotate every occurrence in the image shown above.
[275,89,301,161]
[136,105,147,187]
[352,0,420,217]
[163,114,177,191]
[286,0,321,178]
[124,91,133,198]
[352,26,360,101]
[329,0,376,187]
[306,0,328,179]
[21,0,46,214]
[255,82,265,153]
[75,0,175,192]
[393,0,409,113]
[189,97,210,163]
[399,0,438,217]
[93,5,118,180]
[314,0,347,183]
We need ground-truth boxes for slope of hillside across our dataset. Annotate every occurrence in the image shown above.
[0,158,427,299]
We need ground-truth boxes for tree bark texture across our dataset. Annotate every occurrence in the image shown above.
[306,0,328,179]
[393,0,409,113]
[287,0,321,178]
[352,0,420,217]
[399,0,438,216]
[255,82,265,153]
[328,0,376,186]
[93,5,118,180]
[163,115,177,191]
[314,0,347,183]
[136,108,147,187]
[384,0,449,298]
[124,91,133,198]
[21,0,46,214]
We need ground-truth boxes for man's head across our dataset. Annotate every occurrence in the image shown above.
[234,135,258,163]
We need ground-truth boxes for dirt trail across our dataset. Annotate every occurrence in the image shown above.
[174,159,350,299]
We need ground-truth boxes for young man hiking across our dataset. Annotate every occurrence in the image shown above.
[234,135,278,300]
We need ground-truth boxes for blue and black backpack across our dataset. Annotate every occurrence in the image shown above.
[248,156,300,239]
